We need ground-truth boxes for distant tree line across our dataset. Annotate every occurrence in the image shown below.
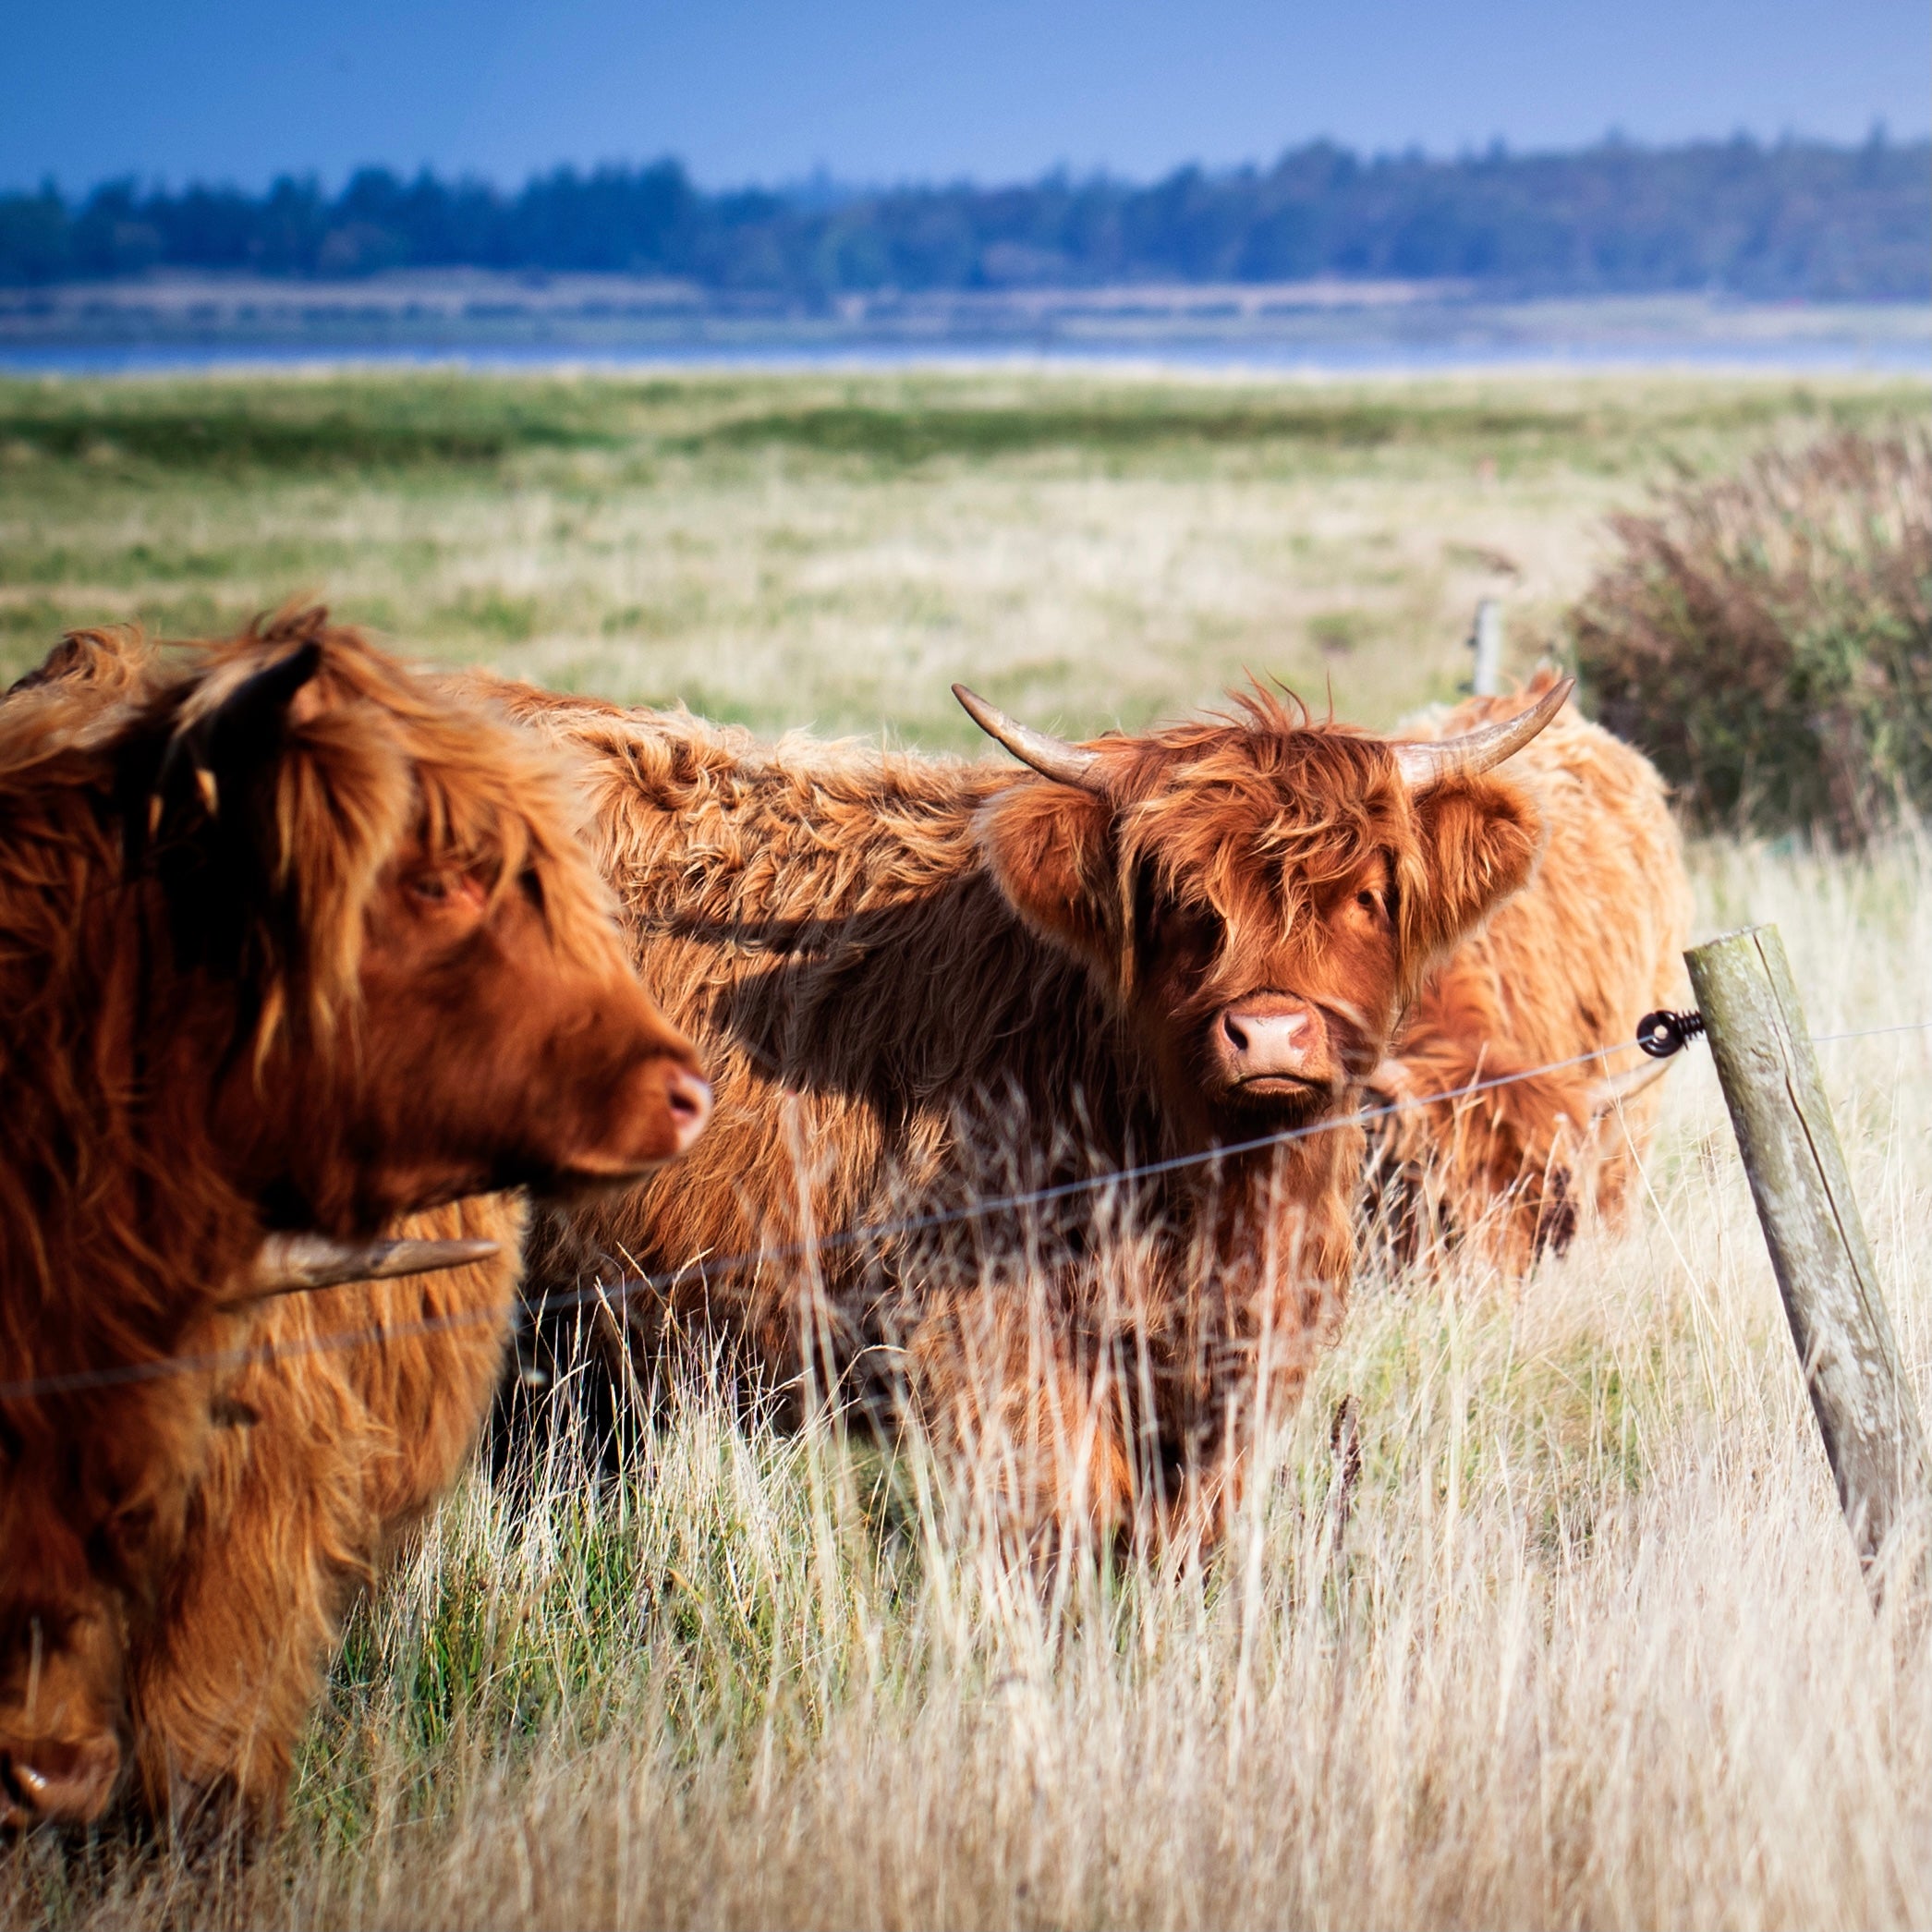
[1,134,1925,298]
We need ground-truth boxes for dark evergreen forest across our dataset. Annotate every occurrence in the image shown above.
[2,135,1924,298]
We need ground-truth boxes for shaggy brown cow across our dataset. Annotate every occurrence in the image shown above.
[0,611,709,1831]
[504,674,1566,1549]
[1362,671,1692,1273]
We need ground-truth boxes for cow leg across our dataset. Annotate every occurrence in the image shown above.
[1378,1055,1587,1272]
[900,1285,1141,1557]
[1150,1173,1355,1551]
[1367,978,1596,1274]
[127,1366,369,1833]
[126,1198,520,1834]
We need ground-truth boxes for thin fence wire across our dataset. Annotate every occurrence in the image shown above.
[7,1016,1932,1405]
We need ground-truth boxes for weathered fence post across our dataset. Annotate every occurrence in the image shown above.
[1466,598,1503,696]
[1687,924,1929,1593]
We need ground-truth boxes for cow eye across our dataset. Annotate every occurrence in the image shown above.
[408,871,454,905]
[1355,888,1380,914]
[1133,869,1220,973]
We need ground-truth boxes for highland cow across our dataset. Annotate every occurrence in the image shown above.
[504,674,1567,1549]
[1363,671,1692,1273]
[0,612,709,1831]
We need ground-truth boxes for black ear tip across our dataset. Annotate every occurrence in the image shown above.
[217,636,326,732]
[260,638,324,699]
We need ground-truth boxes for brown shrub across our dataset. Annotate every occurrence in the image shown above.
[1573,428,1932,844]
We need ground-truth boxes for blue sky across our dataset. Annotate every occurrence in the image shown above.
[5,0,1926,193]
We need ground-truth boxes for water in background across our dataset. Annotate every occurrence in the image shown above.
[3,332,1926,378]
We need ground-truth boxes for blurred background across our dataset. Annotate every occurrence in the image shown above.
[0,0,1926,771]
[3,0,1925,362]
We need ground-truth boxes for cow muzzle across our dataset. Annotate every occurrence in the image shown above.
[661,1063,714,1154]
[567,1051,714,1179]
[0,1581,128,1832]
[1210,993,1334,1100]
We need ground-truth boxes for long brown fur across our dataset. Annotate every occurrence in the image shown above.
[125,1194,524,1827]
[1364,670,1693,1273]
[497,681,1544,1549]
[1,612,703,1833]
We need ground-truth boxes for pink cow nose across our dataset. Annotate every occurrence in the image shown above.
[663,1066,713,1153]
[1216,995,1321,1083]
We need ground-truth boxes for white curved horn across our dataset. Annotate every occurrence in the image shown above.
[1588,1053,1678,1120]
[953,685,1106,791]
[1394,675,1574,792]
[251,1233,502,1297]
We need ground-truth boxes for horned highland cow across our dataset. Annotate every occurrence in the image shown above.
[0,611,710,1833]
[502,674,1567,1549]
[1363,670,1693,1273]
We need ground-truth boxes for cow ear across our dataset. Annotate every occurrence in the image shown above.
[153,641,323,829]
[977,781,1117,973]
[134,642,331,978]
[1403,771,1541,965]
[6,626,152,700]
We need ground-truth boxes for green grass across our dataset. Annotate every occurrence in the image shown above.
[674,383,1900,468]
[0,377,615,470]
[2,367,1924,740]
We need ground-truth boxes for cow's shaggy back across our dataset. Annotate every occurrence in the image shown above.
[509,699,1169,1307]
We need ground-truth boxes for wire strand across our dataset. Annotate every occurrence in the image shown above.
[0,1038,1643,1403]
[520,1038,1649,1326]
[6,1014,1932,1404]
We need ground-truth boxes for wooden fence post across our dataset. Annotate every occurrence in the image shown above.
[1687,923,1929,1593]
[1467,598,1503,696]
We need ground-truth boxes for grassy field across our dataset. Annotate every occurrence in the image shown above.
[1,364,1923,741]
[6,364,1932,1929]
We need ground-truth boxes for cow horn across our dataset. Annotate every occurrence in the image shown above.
[249,1233,501,1297]
[1588,1053,1678,1119]
[1393,675,1574,791]
[953,685,1106,791]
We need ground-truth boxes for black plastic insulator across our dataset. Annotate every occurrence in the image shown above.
[1636,1008,1707,1059]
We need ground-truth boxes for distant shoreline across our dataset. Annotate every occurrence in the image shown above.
[0,279,1924,378]
[6,343,1928,382]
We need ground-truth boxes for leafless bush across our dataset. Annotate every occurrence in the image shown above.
[1574,428,1932,843]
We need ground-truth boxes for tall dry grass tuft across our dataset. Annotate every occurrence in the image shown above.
[6,832,1932,1928]
[1574,428,1932,844]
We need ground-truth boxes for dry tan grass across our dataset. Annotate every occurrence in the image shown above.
[2,366,1924,742]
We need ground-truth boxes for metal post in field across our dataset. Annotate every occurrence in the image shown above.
[1687,924,1929,1595]
[1467,598,1503,696]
